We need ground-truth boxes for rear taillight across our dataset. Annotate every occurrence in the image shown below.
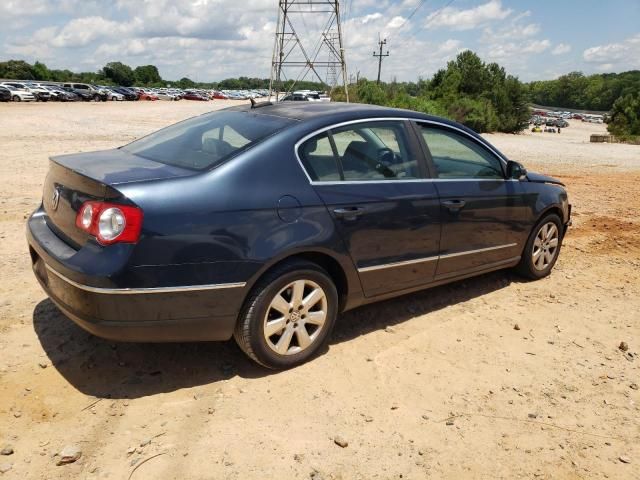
[75,201,143,245]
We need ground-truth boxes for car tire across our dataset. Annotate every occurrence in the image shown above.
[12,95,21,102]
[515,213,563,280]
[234,259,338,369]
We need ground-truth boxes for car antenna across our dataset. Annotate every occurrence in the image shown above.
[250,98,273,109]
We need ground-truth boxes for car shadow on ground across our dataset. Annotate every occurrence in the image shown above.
[332,270,517,345]
[33,270,518,399]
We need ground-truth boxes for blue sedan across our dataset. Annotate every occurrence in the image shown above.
[27,102,571,369]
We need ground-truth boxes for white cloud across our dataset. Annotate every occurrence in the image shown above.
[361,13,382,24]
[583,34,640,71]
[386,16,405,29]
[551,43,571,55]
[426,0,512,30]
[51,16,127,48]
[0,0,51,17]
[522,39,551,54]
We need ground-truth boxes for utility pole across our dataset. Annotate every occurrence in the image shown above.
[373,37,389,84]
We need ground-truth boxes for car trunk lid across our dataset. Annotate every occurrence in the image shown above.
[43,149,196,248]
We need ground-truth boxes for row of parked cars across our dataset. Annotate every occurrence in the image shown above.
[529,115,569,128]
[532,109,606,124]
[0,81,276,103]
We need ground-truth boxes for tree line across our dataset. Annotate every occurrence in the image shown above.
[0,59,325,91]
[526,70,640,112]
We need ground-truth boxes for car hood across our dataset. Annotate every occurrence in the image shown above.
[51,148,197,186]
[526,171,565,186]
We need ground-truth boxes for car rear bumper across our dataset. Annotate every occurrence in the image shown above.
[27,212,243,342]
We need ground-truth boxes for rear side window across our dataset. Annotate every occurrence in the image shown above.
[298,133,341,181]
[299,121,420,182]
[420,126,504,179]
[122,111,294,170]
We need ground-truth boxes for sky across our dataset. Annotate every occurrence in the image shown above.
[1,0,639,83]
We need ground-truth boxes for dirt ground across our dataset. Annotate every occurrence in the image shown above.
[0,101,638,480]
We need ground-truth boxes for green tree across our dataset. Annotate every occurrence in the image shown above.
[32,61,51,80]
[608,93,640,138]
[0,60,36,79]
[177,77,195,89]
[133,65,162,85]
[103,61,135,86]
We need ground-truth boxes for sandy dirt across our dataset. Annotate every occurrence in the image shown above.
[0,101,638,480]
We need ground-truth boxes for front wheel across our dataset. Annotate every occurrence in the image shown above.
[516,213,563,279]
[234,260,338,369]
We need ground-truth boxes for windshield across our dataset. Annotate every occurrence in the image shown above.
[121,110,294,171]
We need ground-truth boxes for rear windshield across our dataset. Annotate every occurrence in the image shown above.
[121,110,294,171]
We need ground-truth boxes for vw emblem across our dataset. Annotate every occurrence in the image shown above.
[51,187,60,211]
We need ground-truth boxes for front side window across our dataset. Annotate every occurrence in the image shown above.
[299,121,420,182]
[420,126,504,179]
[122,111,293,170]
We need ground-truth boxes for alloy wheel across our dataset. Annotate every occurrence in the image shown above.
[263,279,328,356]
[532,221,559,270]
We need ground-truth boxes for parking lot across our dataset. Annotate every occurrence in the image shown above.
[0,101,639,479]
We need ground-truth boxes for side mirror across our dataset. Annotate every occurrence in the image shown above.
[506,160,527,180]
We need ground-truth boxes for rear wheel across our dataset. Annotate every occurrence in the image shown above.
[234,260,338,369]
[516,213,563,279]
[12,95,20,102]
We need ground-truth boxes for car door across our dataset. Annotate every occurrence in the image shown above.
[298,119,441,297]
[414,121,524,278]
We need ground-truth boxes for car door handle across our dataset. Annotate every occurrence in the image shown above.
[442,200,466,212]
[333,206,365,221]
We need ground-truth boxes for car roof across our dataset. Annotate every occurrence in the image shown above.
[228,101,443,123]
[224,101,510,162]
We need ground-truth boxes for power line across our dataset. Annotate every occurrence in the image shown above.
[388,0,430,40]
[393,0,455,53]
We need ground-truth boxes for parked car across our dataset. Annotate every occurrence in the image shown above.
[156,91,180,101]
[4,85,36,102]
[99,87,125,101]
[182,90,208,101]
[27,103,571,369]
[137,89,159,101]
[110,87,138,101]
[62,83,107,101]
[40,86,78,102]
[0,86,11,102]
[280,92,311,101]
[25,83,53,101]
[1,82,50,101]
[212,91,228,99]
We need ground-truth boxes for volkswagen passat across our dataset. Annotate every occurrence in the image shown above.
[27,102,571,369]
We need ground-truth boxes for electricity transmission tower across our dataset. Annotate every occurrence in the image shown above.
[373,36,389,84]
[269,1,349,101]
